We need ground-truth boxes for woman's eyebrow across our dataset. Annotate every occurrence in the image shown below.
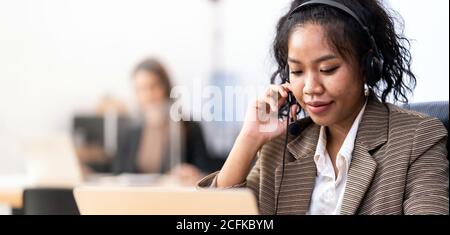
[288,57,302,64]
[314,54,338,64]
[288,54,337,65]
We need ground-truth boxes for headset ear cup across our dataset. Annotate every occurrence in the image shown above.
[365,52,382,86]
[365,53,375,84]
[371,56,382,80]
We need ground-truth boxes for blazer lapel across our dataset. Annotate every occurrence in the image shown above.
[273,123,320,214]
[340,95,388,214]
[340,142,377,214]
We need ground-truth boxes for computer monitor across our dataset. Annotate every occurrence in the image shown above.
[73,116,104,147]
[72,115,129,156]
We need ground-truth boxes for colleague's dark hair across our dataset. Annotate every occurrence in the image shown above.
[132,58,172,99]
[271,0,416,103]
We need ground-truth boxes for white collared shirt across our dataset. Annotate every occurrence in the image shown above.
[307,101,367,215]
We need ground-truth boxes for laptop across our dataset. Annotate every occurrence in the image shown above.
[73,186,259,215]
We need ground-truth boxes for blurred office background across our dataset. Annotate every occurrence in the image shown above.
[0,0,448,176]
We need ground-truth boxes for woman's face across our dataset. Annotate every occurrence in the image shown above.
[287,23,365,129]
[134,70,167,109]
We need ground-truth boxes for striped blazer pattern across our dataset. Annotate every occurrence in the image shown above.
[198,95,449,214]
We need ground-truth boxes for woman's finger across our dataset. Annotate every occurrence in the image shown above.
[265,87,279,112]
[291,104,299,121]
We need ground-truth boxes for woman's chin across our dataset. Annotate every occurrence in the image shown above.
[309,115,334,127]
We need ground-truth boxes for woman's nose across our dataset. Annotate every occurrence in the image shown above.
[303,72,324,96]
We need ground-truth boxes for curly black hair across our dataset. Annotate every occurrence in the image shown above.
[271,0,416,103]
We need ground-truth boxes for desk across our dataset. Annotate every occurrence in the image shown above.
[0,187,23,209]
[0,175,26,209]
[0,173,185,211]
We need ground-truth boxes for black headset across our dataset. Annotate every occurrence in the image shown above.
[288,0,384,84]
[274,0,384,215]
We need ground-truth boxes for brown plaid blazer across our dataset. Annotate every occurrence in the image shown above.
[198,95,449,214]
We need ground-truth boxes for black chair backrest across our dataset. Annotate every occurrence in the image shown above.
[402,101,449,132]
[402,101,449,157]
[23,188,80,215]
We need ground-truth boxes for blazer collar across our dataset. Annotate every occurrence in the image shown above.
[287,118,320,161]
[281,94,389,214]
[340,94,388,214]
[354,94,389,152]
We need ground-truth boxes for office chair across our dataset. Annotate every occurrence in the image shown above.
[22,188,80,215]
[402,101,449,157]
[402,101,449,131]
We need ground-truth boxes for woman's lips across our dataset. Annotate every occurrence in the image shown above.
[306,101,333,114]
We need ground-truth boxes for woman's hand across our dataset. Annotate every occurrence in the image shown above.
[240,84,293,148]
[216,84,297,188]
[169,164,205,186]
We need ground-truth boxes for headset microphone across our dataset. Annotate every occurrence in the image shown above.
[288,121,301,136]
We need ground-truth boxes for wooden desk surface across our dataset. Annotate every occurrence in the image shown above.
[0,175,26,208]
[0,173,185,209]
[0,187,23,208]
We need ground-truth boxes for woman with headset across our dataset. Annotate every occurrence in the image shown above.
[198,0,448,214]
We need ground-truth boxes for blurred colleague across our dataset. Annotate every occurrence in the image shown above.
[114,58,210,185]
[198,0,448,214]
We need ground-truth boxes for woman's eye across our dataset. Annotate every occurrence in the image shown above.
[290,71,303,76]
[320,66,339,75]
